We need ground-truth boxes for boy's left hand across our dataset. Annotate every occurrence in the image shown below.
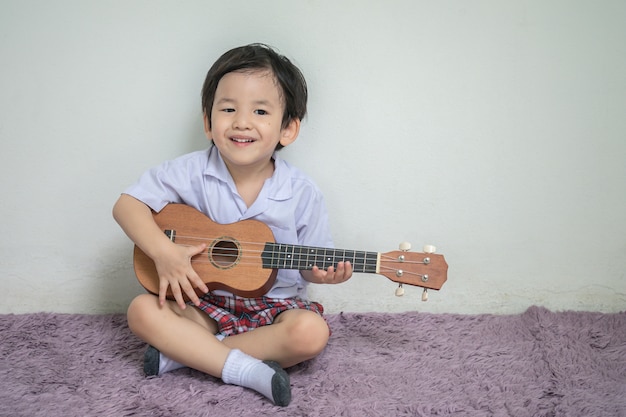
[305,261,353,284]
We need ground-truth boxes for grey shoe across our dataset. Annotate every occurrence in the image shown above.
[143,345,160,377]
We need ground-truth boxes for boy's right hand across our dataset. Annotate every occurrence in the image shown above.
[112,195,209,309]
[153,241,209,309]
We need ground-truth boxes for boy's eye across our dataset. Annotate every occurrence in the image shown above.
[254,109,268,115]
[221,108,235,113]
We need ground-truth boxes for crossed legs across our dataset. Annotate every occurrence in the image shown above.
[126,293,330,404]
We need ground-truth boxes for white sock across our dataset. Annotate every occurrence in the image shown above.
[220,349,291,406]
[158,353,185,374]
[157,333,227,375]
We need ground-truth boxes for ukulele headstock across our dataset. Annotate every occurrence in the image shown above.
[379,243,448,298]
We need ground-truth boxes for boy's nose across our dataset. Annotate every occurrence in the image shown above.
[233,113,251,130]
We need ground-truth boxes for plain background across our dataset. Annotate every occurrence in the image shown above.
[1,0,624,314]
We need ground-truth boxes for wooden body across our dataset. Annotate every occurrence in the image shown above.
[134,204,277,298]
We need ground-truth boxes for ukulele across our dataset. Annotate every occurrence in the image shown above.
[133,204,448,299]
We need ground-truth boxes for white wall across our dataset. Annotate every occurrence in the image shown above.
[1,1,624,315]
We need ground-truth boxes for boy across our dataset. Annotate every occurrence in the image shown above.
[113,43,352,407]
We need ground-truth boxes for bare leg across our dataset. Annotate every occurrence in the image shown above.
[127,293,228,377]
[222,309,330,368]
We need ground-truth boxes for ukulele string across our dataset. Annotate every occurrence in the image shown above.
[169,237,428,276]
[378,254,430,277]
[172,235,430,264]
[169,234,375,267]
[171,234,375,259]
[378,253,431,264]
[170,234,268,249]
[188,248,375,265]
[378,265,426,278]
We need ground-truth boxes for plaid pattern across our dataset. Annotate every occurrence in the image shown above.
[194,293,326,337]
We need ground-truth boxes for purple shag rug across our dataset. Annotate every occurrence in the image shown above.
[1,306,625,416]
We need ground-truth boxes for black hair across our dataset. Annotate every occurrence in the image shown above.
[201,44,307,149]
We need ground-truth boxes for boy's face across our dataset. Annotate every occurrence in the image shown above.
[204,70,299,174]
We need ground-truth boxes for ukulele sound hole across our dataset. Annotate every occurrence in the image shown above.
[208,238,241,269]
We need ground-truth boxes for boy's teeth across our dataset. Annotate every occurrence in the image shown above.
[232,138,253,143]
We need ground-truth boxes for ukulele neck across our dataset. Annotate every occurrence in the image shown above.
[261,243,379,273]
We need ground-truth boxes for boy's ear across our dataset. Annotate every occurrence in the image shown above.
[279,118,300,147]
[203,112,212,139]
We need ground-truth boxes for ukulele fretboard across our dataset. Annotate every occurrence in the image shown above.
[261,243,379,273]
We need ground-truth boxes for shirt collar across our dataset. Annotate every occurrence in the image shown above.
[204,146,232,182]
[266,152,293,201]
[204,146,293,201]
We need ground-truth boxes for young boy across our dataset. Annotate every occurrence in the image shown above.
[113,43,352,407]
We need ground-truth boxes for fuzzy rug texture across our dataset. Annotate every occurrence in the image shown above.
[0,306,625,417]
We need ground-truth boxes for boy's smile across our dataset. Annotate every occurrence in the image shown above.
[205,70,299,179]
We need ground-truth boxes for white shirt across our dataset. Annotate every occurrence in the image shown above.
[123,146,333,299]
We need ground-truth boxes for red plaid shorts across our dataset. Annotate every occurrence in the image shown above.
[194,293,326,337]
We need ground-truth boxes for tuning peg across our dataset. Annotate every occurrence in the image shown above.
[422,244,437,254]
[399,242,412,252]
[422,288,429,302]
[395,284,405,297]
